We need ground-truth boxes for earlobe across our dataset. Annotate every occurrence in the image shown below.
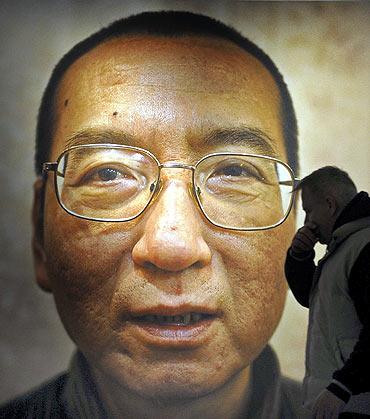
[33,238,52,292]
[32,177,52,292]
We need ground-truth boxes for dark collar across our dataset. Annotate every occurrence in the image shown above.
[333,191,370,232]
[244,345,283,418]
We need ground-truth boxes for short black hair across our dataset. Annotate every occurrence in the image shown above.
[295,166,357,204]
[35,10,298,175]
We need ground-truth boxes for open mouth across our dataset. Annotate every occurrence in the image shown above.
[126,308,219,346]
[131,312,214,326]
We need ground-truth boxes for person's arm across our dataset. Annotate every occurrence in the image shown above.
[284,223,318,308]
[285,249,315,308]
[326,243,370,401]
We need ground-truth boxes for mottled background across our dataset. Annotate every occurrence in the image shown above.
[0,0,369,403]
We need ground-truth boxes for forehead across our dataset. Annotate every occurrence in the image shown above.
[53,35,285,160]
[301,187,318,208]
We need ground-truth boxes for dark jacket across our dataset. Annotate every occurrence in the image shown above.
[285,191,370,400]
[0,346,305,419]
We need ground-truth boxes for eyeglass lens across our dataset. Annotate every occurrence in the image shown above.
[56,147,159,221]
[55,146,293,228]
[194,155,292,229]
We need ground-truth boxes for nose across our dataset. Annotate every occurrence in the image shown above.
[132,178,212,272]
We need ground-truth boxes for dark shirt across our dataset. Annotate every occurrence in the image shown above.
[0,346,305,418]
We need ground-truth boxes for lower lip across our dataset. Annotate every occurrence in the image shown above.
[127,318,217,348]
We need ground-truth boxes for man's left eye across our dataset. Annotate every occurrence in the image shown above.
[213,163,263,180]
[220,165,247,177]
[97,168,120,181]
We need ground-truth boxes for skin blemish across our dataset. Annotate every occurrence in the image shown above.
[113,111,118,116]
[64,99,69,107]
[174,281,182,296]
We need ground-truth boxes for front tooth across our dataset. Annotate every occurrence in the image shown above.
[183,313,191,324]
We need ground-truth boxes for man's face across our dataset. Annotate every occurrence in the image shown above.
[36,35,295,399]
[301,187,333,244]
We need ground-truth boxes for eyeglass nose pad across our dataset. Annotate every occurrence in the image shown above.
[146,177,171,211]
[188,182,204,217]
[187,179,198,198]
[149,178,162,201]
[149,181,156,193]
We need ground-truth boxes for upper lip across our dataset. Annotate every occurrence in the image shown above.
[129,304,220,318]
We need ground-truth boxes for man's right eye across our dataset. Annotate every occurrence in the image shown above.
[81,165,135,185]
[65,164,136,187]
[91,167,123,182]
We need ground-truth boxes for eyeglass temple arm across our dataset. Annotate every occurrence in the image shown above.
[42,162,57,172]
[42,162,65,179]
[278,177,300,187]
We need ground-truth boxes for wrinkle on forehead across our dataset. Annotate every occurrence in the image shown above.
[54,35,285,160]
[67,35,278,96]
[99,62,246,95]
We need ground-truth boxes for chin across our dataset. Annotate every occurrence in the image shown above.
[111,371,230,404]
[98,351,245,402]
[131,366,232,399]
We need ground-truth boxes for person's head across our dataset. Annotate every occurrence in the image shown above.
[34,11,298,177]
[297,166,357,244]
[32,11,298,407]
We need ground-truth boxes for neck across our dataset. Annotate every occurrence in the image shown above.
[92,366,251,419]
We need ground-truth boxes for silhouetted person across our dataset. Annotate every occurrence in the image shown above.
[286,166,370,418]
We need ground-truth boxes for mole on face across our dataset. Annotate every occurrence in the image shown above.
[64,99,69,107]
[175,281,182,296]
[112,111,118,116]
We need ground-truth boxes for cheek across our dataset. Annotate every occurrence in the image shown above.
[43,202,135,351]
[213,222,293,360]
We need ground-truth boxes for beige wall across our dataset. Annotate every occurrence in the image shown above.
[0,1,369,402]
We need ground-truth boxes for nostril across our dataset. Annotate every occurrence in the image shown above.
[143,261,157,270]
[191,261,207,270]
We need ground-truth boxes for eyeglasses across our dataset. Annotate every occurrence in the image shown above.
[42,144,297,231]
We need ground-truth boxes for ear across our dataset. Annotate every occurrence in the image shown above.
[326,195,338,217]
[32,177,52,292]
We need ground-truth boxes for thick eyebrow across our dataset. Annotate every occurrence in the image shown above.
[64,128,135,149]
[202,127,279,158]
[63,126,279,157]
